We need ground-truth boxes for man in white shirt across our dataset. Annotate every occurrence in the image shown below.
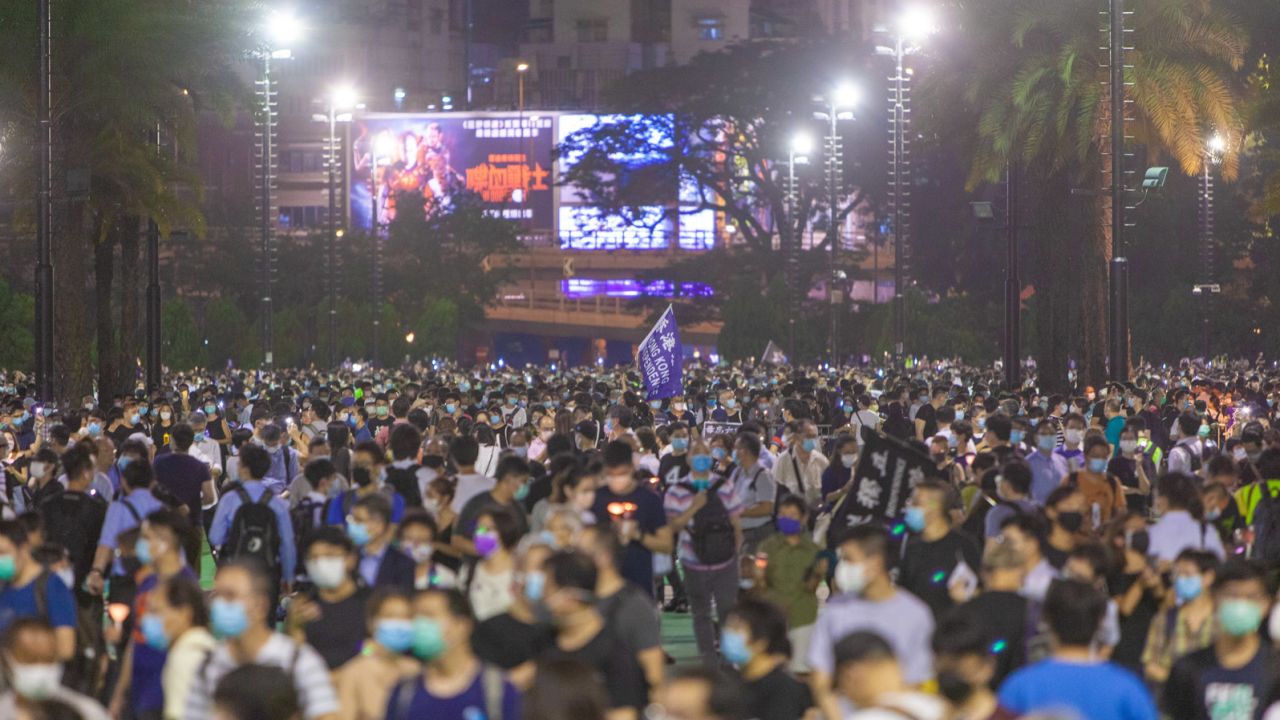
[448,435,494,513]
[1148,473,1225,563]
[773,419,828,511]
[184,561,337,720]
[1166,413,1204,477]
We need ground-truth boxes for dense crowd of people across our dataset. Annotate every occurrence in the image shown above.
[0,358,1279,719]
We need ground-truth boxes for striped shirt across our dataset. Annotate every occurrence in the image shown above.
[184,633,338,720]
[663,474,743,570]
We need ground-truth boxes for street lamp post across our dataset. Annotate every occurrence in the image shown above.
[1107,0,1131,382]
[34,0,53,402]
[787,133,812,362]
[1004,162,1020,389]
[817,84,856,364]
[255,9,302,368]
[1197,134,1225,360]
[321,85,357,369]
[883,7,937,365]
[145,123,163,391]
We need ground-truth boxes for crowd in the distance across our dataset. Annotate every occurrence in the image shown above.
[0,358,1279,719]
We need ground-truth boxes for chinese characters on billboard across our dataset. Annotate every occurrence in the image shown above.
[350,114,555,231]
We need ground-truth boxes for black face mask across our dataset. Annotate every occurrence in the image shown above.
[352,466,373,487]
[422,455,445,470]
[936,671,975,705]
[1057,511,1084,533]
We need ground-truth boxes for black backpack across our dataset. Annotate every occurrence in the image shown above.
[224,488,281,573]
[384,464,424,508]
[1251,483,1280,565]
[684,478,737,566]
[290,497,324,553]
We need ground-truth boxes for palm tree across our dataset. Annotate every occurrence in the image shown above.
[0,0,244,402]
[925,0,1246,387]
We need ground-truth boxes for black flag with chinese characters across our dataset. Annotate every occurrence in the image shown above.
[761,340,788,366]
[827,431,943,541]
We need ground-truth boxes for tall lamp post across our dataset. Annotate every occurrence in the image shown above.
[815,83,857,364]
[786,133,812,361]
[145,124,163,391]
[255,9,302,368]
[878,6,937,364]
[316,85,357,369]
[34,0,53,401]
[1195,133,1226,360]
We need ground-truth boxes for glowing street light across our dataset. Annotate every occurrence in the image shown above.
[790,132,813,158]
[898,6,939,43]
[266,9,304,51]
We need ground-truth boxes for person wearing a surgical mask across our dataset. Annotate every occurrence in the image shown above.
[108,510,198,719]
[819,434,858,509]
[1054,413,1088,473]
[1141,549,1218,685]
[806,524,935,720]
[397,510,457,591]
[330,588,419,720]
[0,617,108,719]
[284,526,369,671]
[0,518,77,663]
[183,562,338,719]
[470,541,555,675]
[773,419,828,511]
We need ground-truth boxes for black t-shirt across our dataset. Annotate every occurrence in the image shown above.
[1043,543,1070,570]
[916,403,938,439]
[304,586,372,669]
[153,453,210,525]
[657,454,689,488]
[742,665,813,720]
[38,490,107,587]
[1164,644,1277,720]
[590,486,667,597]
[109,423,141,448]
[1110,571,1161,673]
[472,613,554,670]
[955,590,1030,686]
[540,624,647,711]
[897,528,982,617]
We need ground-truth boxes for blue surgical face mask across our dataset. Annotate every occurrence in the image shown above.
[130,413,140,425]
[904,506,926,533]
[524,570,546,602]
[1174,575,1203,603]
[135,538,154,566]
[690,454,714,474]
[347,522,371,547]
[671,437,689,452]
[210,598,250,639]
[1010,430,1025,445]
[711,447,727,461]
[720,628,751,665]
[1037,434,1056,452]
[801,438,817,453]
[445,403,457,414]
[1087,457,1109,474]
[375,619,414,653]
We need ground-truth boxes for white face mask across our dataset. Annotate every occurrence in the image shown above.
[841,453,857,469]
[1119,439,1138,455]
[305,557,348,590]
[9,662,62,700]
[1269,605,1280,642]
[1064,429,1084,446]
[29,462,47,479]
[404,542,434,564]
[424,498,440,516]
[159,411,172,421]
[834,560,868,595]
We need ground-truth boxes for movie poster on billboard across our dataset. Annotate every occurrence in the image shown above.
[349,113,555,231]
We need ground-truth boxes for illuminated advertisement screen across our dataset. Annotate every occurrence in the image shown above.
[560,278,715,299]
[350,113,554,231]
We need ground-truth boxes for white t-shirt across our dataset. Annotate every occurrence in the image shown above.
[452,472,495,513]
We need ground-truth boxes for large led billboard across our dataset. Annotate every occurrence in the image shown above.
[350,113,555,231]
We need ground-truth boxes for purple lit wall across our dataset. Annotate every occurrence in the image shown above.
[560,278,715,299]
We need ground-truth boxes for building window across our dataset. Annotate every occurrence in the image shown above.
[696,16,724,40]
[278,206,328,230]
[576,18,608,42]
